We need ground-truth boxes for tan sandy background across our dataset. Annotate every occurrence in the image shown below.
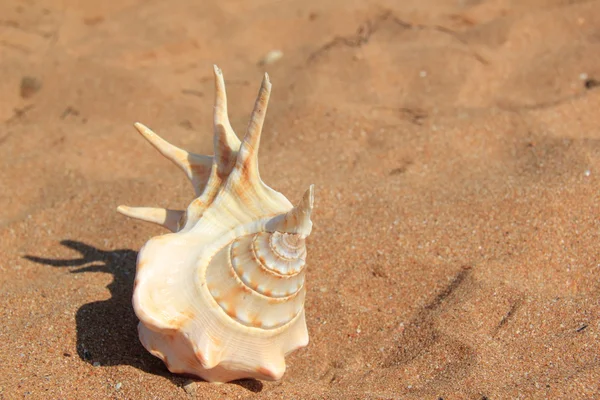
[2,0,600,398]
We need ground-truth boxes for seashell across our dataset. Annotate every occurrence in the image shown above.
[117,66,315,383]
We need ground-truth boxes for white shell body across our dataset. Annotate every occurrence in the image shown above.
[117,66,314,383]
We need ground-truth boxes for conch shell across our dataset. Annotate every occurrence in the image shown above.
[117,66,314,383]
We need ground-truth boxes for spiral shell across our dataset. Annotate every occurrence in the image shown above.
[117,66,314,383]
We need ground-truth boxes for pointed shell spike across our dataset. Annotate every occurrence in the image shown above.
[237,73,271,177]
[116,206,184,232]
[133,122,212,196]
[213,65,241,177]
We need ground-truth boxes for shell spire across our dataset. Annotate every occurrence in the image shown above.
[117,66,315,383]
[270,185,314,237]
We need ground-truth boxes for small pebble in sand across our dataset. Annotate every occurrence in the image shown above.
[419,70,427,78]
[183,380,197,394]
[115,382,122,391]
[20,76,42,99]
[259,50,283,66]
[584,169,591,177]
[579,73,588,81]
[92,361,100,367]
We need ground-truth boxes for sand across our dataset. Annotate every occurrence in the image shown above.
[1,0,600,398]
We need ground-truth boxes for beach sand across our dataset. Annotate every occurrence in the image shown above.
[1,0,600,398]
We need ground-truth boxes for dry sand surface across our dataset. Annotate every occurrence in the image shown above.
[2,0,600,398]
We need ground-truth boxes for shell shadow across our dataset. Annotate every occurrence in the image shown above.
[23,240,263,393]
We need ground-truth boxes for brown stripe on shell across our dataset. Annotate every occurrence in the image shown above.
[249,314,262,328]
[230,169,256,208]
[190,198,204,209]
[239,158,258,188]
[166,310,195,330]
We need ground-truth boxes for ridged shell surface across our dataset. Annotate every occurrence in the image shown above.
[117,66,315,383]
